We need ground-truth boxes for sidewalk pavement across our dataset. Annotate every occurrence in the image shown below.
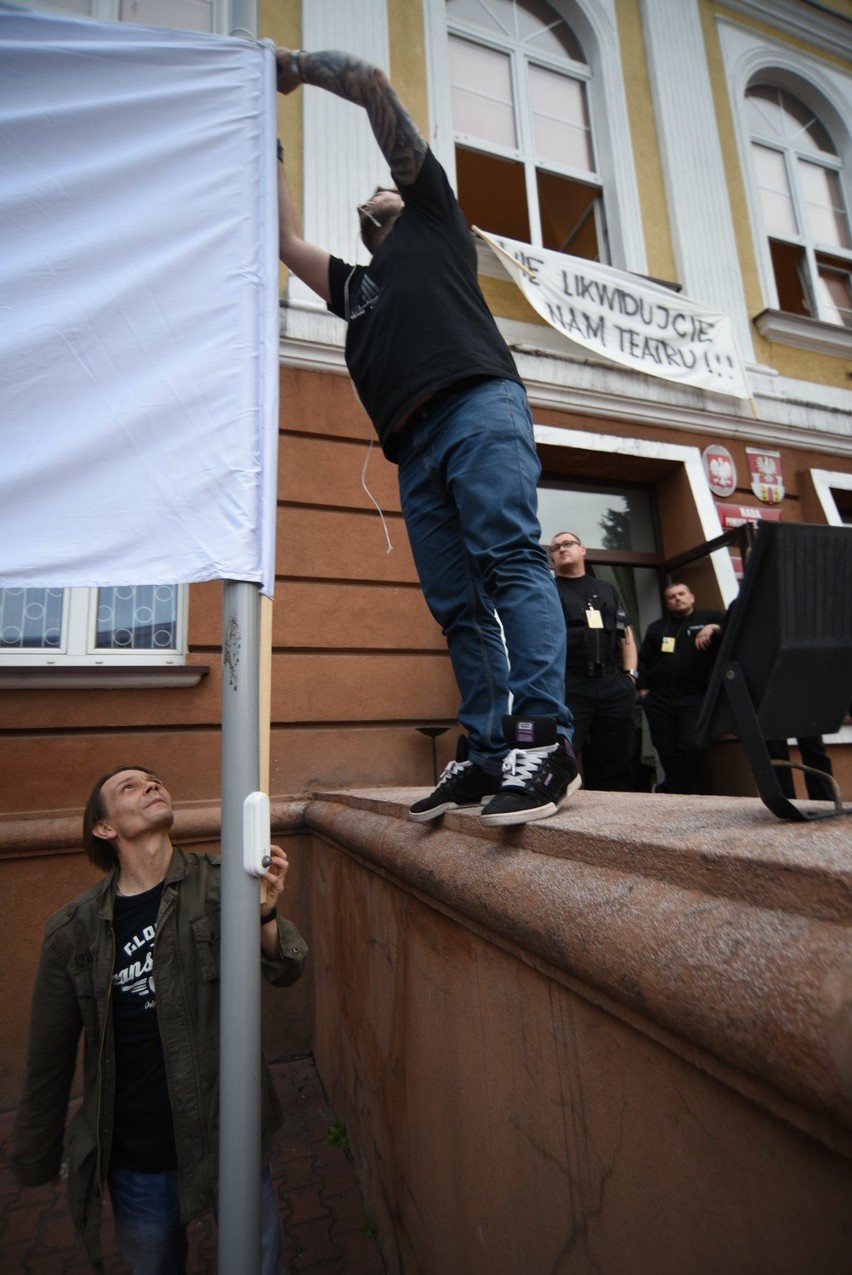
[0,1056,387,1274]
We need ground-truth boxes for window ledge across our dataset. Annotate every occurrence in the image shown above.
[0,664,210,690]
[753,309,852,357]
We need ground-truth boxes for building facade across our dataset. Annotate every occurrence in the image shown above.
[268,0,852,795]
[2,0,851,875]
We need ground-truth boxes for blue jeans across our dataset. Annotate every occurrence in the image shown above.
[397,378,572,768]
[109,1164,284,1275]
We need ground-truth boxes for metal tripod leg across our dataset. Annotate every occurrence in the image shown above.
[720,662,848,822]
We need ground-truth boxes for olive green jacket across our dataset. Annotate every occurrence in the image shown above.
[13,846,308,1270]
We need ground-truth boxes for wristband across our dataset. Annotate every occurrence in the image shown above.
[260,906,277,925]
[291,49,302,82]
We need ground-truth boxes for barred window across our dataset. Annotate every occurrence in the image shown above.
[0,585,185,665]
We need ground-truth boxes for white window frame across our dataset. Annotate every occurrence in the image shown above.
[0,584,190,668]
[425,0,647,274]
[12,0,227,31]
[717,19,852,357]
[747,88,852,325]
[447,12,603,256]
[532,422,740,606]
[809,468,852,528]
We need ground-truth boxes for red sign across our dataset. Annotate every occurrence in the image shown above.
[716,503,784,528]
[716,503,783,579]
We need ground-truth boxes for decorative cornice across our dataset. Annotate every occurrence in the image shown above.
[753,309,852,357]
[718,0,852,59]
[279,304,851,454]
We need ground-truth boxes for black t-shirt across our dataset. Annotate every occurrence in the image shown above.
[637,608,724,696]
[327,148,521,461]
[111,882,177,1171]
[555,575,628,675]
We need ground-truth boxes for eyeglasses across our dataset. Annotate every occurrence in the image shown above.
[550,540,581,551]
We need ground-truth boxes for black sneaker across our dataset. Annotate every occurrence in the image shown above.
[480,715,582,827]
[409,759,503,823]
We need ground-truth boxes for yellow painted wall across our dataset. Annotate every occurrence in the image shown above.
[703,1,852,388]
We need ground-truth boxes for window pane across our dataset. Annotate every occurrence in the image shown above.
[96,586,178,651]
[816,261,852,328]
[798,161,851,249]
[449,37,516,148]
[0,588,64,649]
[447,0,515,38]
[518,0,585,61]
[455,147,531,241]
[529,64,592,171]
[120,0,213,32]
[448,0,586,61]
[752,143,798,237]
[747,85,835,156]
[537,483,657,553]
[537,170,600,257]
[768,239,811,316]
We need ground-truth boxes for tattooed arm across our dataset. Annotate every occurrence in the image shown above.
[276,48,427,188]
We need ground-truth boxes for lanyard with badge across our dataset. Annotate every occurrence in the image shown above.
[585,602,603,630]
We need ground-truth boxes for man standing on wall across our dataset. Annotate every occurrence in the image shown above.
[275,48,580,827]
[14,765,307,1273]
[637,583,724,793]
[549,532,638,790]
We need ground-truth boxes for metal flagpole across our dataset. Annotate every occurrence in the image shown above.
[219,579,263,1271]
[218,8,266,1268]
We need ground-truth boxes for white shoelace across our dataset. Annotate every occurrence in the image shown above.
[436,759,470,787]
[501,745,556,788]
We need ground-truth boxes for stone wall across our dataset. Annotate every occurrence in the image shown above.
[304,789,852,1275]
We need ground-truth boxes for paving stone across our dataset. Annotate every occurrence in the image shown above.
[281,1153,319,1191]
[0,1058,385,1274]
[319,1157,364,1199]
[331,1228,388,1275]
[288,1214,343,1269]
[286,1184,329,1228]
[326,1186,372,1235]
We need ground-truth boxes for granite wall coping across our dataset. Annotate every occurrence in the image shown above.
[303,789,852,1155]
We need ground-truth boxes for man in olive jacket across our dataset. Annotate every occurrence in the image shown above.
[13,764,308,1273]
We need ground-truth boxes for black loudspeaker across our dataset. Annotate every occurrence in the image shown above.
[696,521,852,821]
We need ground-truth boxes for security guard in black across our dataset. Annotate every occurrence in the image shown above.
[550,533,638,791]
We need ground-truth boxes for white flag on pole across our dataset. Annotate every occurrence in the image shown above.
[0,6,279,594]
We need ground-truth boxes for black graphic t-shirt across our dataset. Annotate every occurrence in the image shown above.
[327,148,521,461]
[111,882,177,1171]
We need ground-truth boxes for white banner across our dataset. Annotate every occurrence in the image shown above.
[476,229,750,400]
[0,7,279,593]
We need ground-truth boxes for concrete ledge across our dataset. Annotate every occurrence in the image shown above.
[0,798,311,857]
[304,788,852,1152]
